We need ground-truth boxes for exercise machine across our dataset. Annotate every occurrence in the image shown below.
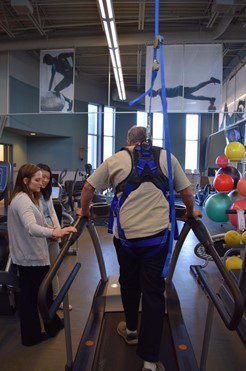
[38,207,244,371]
[0,161,19,314]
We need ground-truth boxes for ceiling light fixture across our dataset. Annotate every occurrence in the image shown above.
[97,0,126,101]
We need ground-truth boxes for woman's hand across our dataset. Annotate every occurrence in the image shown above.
[52,226,77,238]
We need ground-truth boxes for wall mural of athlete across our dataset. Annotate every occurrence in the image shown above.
[42,52,74,112]
[152,77,221,112]
[219,99,245,129]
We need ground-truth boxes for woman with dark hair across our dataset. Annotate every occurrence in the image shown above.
[37,164,60,301]
[8,163,76,346]
[37,163,72,310]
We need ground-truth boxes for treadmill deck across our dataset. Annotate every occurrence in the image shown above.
[92,312,178,371]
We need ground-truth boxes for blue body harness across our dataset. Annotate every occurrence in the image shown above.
[108,141,178,261]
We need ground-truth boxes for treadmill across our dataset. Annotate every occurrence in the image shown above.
[38,207,244,371]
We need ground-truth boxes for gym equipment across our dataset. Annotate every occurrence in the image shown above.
[216,166,241,189]
[237,177,246,197]
[226,256,243,271]
[242,231,246,244]
[228,189,244,203]
[224,142,245,162]
[213,173,233,193]
[192,206,246,345]
[205,193,232,222]
[38,210,244,371]
[195,184,214,206]
[224,230,241,246]
[41,91,65,111]
[216,155,228,168]
[0,161,19,315]
[228,200,246,227]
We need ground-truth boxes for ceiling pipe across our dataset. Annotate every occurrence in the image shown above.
[0,30,245,52]
[0,21,15,38]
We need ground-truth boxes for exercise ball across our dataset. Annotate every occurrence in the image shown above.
[205,193,232,222]
[213,174,233,193]
[216,155,228,168]
[242,231,246,244]
[237,177,246,197]
[224,230,241,245]
[226,256,242,270]
[228,189,245,203]
[225,142,245,162]
[41,91,65,111]
[228,199,246,227]
[216,166,241,189]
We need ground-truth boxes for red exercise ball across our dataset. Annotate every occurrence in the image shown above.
[216,166,241,189]
[229,199,246,227]
[237,177,246,197]
[213,173,234,193]
[216,155,228,168]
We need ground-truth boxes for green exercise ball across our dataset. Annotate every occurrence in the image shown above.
[205,193,232,222]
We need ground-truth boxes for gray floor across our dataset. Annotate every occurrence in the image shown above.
[0,215,245,371]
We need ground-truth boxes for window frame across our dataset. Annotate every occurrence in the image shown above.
[103,106,116,161]
[87,103,100,169]
[185,114,200,171]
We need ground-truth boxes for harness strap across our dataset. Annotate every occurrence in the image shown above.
[120,228,169,260]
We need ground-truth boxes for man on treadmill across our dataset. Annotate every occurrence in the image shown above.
[79,126,197,371]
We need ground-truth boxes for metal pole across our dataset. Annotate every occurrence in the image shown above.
[108,55,111,107]
[200,300,214,371]
[87,221,108,283]
[211,112,214,133]
[63,293,73,371]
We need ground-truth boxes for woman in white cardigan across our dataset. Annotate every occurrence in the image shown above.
[8,163,76,346]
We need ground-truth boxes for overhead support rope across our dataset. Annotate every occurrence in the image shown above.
[129,0,176,278]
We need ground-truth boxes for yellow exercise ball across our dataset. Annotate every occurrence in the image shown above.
[225,256,243,270]
[242,231,246,244]
[225,142,245,162]
[224,230,241,245]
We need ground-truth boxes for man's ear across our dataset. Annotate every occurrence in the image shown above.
[23,177,28,185]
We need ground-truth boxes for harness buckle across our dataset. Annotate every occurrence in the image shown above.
[152,59,159,71]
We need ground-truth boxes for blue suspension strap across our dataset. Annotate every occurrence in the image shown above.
[128,0,177,278]
[158,36,176,277]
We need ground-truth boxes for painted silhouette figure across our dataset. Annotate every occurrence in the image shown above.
[43,52,74,111]
[152,77,221,111]
[219,100,245,129]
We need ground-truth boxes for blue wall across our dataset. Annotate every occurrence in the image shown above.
[2,76,216,172]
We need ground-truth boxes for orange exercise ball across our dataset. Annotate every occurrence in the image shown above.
[213,173,234,193]
[237,177,246,197]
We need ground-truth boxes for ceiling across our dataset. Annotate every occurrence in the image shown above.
[0,0,246,94]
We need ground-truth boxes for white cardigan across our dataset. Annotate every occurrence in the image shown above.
[8,192,53,266]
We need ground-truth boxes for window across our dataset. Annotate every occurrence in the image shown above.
[103,106,115,161]
[185,114,199,170]
[137,111,147,127]
[88,104,98,169]
[152,113,164,147]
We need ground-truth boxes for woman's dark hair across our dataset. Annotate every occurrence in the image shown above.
[10,163,41,205]
[37,163,53,201]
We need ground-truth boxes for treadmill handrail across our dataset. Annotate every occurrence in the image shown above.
[187,218,244,330]
[38,216,87,323]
